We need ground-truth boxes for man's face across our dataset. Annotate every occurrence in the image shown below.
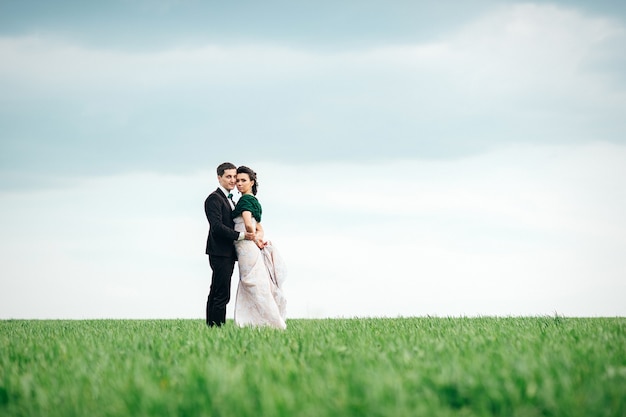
[218,168,237,191]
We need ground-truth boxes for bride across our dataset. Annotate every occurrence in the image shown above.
[231,166,287,329]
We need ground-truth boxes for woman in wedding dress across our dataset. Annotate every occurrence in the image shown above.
[232,166,287,329]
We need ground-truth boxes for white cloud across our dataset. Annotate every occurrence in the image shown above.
[2,2,623,176]
[1,1,624,196]
[1,3,623,99]
[1,142,624,318]
[1,3,625,318]
[0,36,318,91]
[267,143,626,317]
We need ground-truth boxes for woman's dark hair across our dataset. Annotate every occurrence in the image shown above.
[237,165,258,195]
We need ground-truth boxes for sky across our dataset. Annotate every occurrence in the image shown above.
[1,0,625,319]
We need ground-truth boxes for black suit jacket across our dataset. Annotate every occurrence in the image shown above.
[205,188,239,257]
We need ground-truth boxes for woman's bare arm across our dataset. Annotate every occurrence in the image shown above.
[241,211,256,234]
[255,222,266,248]
[242,211,265,248]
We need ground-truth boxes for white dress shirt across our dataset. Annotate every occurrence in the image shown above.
[218,186,244,240]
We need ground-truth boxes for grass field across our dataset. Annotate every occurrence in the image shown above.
[1,317,624,416]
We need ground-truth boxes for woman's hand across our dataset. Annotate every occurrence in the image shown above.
[255,238,267,249]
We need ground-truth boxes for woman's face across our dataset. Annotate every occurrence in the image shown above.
[236,173,254,194]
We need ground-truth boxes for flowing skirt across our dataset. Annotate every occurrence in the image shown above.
[233,217,287,329]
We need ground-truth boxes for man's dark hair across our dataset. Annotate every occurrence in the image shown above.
[216,162,236,177]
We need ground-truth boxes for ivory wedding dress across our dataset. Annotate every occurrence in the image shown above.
[233,212,287,329]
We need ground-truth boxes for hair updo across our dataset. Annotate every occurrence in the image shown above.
[237,165,258,195]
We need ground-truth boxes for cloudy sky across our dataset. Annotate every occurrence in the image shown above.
[1,0,625,319]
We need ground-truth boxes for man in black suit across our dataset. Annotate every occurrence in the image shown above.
[204,162,255,327]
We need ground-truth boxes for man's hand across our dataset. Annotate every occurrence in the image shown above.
[244,232,256,241]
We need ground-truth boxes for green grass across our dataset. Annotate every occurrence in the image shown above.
[1,317,624,416]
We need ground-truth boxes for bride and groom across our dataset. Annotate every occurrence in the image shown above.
[204,162,287,329]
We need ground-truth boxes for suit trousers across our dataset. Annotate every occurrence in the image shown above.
[206,255,236,326]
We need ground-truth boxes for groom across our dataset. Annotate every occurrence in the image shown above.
[204,162,255,327]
